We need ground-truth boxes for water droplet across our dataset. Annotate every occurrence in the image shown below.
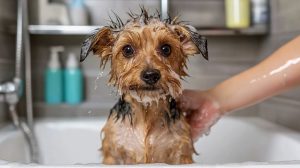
[109,88,119,99]
[204,128,211,136]
[160,121,163,126]
[94,71,104,90]
[203,111,208,117]
[88,110,93,117]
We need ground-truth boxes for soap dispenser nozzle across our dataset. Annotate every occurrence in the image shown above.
[49,46,64,69]
[50,46,64,55]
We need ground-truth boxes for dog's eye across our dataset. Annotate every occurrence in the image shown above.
[160,44,171,57]
[122,45,134,58]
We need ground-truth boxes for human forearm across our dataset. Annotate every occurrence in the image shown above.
[210,36,300,114]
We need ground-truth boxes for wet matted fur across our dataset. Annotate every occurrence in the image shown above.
[80,7,208,164]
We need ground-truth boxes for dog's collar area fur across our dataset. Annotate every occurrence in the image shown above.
[109,95,181,125]
[165,97,181,124]
[109,97,133,124]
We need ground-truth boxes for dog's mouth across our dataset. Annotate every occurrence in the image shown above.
[128,85,160,91]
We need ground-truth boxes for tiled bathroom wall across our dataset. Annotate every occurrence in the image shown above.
[0,1,16,124]
[258,0,300,131]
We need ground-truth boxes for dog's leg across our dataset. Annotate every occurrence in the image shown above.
[102,136,118,164]
[180,155,193,164]
[102,155,117,164]
[102,138,139,164]
[101,122,119,164]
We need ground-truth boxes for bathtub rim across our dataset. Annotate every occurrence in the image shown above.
[0,116,300,166]
[0,160,300,168]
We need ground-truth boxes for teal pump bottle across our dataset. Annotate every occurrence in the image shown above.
[45,46,64,104]
[64,53,83,105]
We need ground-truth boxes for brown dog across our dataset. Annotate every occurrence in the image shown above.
[80,7,208,164]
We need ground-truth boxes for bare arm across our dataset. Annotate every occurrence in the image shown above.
[211,36,300,113]
[180,36,300,141]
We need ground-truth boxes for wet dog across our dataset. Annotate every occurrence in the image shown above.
[80,7,208,164]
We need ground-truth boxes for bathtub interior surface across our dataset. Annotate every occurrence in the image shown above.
[0,116,300,165]
[195,117,300,164]
[0,125,30,163]
[35,118,102,165]
[33,116,300,165]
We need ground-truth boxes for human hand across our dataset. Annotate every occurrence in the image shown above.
[179,89,222,141]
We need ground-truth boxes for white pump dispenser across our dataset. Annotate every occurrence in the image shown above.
[49,46,64,69]
[66,53,79,69]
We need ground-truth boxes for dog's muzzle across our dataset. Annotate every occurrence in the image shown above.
[141,69,161,85]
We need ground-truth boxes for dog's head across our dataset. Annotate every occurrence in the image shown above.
[80,8,208,104]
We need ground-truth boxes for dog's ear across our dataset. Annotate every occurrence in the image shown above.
[80,27,114,63]
[172,25,208,60]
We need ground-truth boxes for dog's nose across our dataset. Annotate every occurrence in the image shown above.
[141,69,161,85]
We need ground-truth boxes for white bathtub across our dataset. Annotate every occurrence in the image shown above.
[0,116,300,167]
